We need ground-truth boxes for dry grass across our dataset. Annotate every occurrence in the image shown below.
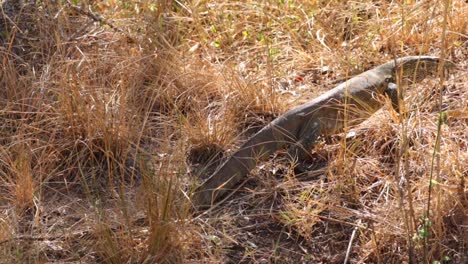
[0,0,466,263]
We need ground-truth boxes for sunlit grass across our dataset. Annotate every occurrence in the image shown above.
[0,0,465,263]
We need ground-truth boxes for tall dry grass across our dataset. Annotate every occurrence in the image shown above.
[0,0,466,263]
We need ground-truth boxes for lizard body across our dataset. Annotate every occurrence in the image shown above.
[194,56,451,208]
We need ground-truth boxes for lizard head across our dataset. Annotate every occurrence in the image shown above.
[393,56,455,83]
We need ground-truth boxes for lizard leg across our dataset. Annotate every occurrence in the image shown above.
[385,82,400,113]
[288,134,318,162]
[287,122,320,171]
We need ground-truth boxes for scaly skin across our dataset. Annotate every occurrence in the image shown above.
[194,56,452,208]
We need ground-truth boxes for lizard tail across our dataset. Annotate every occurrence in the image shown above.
[194,122,294,208]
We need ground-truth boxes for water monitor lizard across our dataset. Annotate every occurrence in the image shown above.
[194,56,452,209]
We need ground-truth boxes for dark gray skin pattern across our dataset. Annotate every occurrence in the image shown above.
[194,56,452,209]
